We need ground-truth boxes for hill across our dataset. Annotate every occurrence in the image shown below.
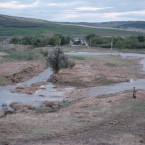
[64,21,145,31]
[0,14,144,36]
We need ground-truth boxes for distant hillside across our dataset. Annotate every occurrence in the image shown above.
[0,14,144,36]
[0,14,55,28]
[64,21,145,31]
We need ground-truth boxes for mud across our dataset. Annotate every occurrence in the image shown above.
[0,61,45,86]
[51,56,145,88]
[1,52,145,144]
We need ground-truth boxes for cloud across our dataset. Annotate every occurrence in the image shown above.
[46,1,81,8]
[0,0,39,9]
[75,6,113,12]
[0,0,144,22]
[103,9,145,21]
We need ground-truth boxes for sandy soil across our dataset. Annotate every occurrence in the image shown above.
[1,90,145,145]
[51,56,145,88]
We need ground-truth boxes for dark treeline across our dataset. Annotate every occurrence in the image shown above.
[10,34,70,47]
[11,33,145,49]
[86,34,145,49]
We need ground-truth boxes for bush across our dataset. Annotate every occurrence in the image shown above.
[47,47,72,73]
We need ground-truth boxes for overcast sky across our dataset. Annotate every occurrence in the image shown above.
[0,0,145,22]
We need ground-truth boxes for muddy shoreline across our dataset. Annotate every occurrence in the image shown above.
[1,52,145,144]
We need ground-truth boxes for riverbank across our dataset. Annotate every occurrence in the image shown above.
[1,90,145,145]
[0,61,46,86]
[0,44,46,86]
[1,51,145,144]
[50,54,145,88]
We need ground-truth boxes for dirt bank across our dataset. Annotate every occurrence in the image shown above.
[0,61,45,86]
[50,56,145,88]
[1,90,145,145]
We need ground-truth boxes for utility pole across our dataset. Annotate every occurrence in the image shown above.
[90,37,91,47]
[111,37,113,55]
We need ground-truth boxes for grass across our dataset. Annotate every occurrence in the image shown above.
[0,23,143,37]
[68,55,99,61]
[0,43,46,86]
[0,43,44,62]
[0,76,12,86]
[69,56,86,61]
[0,15,144,37]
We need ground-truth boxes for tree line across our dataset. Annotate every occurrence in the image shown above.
[85,34,145,49]
[10,34,70,47]
[11,33,145,49]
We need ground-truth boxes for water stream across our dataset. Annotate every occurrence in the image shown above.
[0,52,145,110]
[0,67,73,110]
[66,52,145,97]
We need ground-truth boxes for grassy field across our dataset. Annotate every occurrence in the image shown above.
[0,15,144,37]
[0,24,143,37]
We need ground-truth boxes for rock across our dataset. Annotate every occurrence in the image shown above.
[39,94,45,97]
[9,102,35,113]
[36,100,64,113]
[0,103,9,118]
[0,110,7,118]
[23,104,36,110]
[2,103,8,111]
[44,101,63,108]
[39,85,46,89]
[48,74,58,83]
[9,102,28,113]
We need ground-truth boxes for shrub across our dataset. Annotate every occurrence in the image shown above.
[47,47,72,73]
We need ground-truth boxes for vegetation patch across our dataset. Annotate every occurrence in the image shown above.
[47,47,75,73]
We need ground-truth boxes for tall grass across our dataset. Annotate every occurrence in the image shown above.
[0,43,44,61]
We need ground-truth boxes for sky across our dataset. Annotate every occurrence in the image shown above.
[0,0,145,22]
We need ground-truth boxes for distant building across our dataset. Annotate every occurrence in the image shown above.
[70,37,88,47]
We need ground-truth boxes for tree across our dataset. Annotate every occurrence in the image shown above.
[85,34,96,41]
[10,37,21,44]
[47,47,69,73]
[49,35,61,46]
[138,35,145,42]
[61,36,70,45]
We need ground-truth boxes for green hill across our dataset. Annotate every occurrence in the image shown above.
[0,14,144,36]
[64,21,145,31]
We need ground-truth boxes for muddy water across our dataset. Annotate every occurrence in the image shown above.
[0,68,73,110]
[66,52,145,97]
[0,52,145,110]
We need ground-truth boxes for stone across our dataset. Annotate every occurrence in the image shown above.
[0,110,7,118]
[9,102,36,113]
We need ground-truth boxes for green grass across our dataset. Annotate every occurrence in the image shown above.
[0,43,45,62]
[0,15,144,37]
[0,76,12,86]
[3,51,34,61]
[69,56,86,61]
[0,24,143,37]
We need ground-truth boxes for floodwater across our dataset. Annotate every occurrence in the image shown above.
[0,52,145,110]
[0,67,73,110]
[66,52,145,97]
